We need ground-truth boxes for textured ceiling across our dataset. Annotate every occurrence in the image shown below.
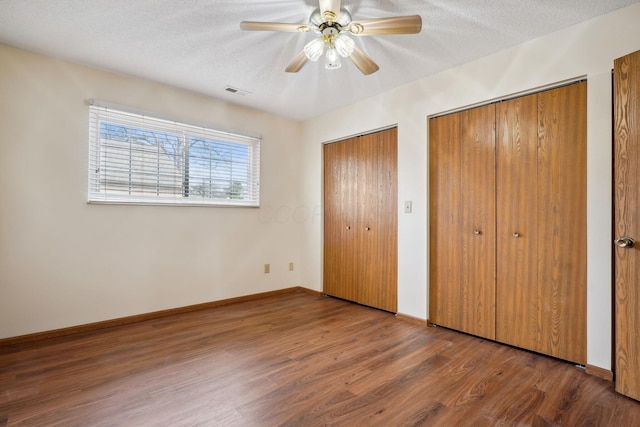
[1,0,638,121]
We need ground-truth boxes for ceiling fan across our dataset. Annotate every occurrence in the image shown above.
[240,0,422,75]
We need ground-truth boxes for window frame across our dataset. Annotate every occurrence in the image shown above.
[88,103,261,207]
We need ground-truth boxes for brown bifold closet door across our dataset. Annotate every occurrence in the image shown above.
[429,82,586,364]
[323,127,398,312]
[323,137,359,303]
[429,104,497,340]
[356,129,398,312]
[496,82,587,365]
[614,50,640,401]
[495,94,540,351]
[535,82,587,364]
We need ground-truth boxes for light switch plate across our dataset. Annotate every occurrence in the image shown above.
[404,201,412,213]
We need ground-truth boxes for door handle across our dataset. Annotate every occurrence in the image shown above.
[614,237,635,248]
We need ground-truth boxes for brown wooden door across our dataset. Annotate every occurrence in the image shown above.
[536,82,587,364]
[429,105,496,340]
[496,94,540,350]
[496,83,587,364]
[357,129,398,312]
[429,112,462,331]
[460,105,497,339]
[323,128,398,312]
[614,50,640,401]
[323,138,358,302]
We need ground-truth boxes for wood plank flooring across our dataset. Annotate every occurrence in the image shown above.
[1,290,638,426]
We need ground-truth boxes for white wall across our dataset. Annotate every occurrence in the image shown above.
[0,43,304,338]
[300,3,640,371]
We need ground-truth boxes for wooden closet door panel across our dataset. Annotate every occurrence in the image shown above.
[537,82,587,364]
[378,128,398,312]
[323,139,358,302]
[459,105,496,339]
[614,51,640,401]
[429,113,463,329]
[496,95,539,349]
[357,133,379,307]
[358,128,398,312]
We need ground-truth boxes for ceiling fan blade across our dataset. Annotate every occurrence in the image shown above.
[319,0,341,21]
[348,15,422,35]
[240,21,312,33]
[285,51,309,73]
[348,45,379,75]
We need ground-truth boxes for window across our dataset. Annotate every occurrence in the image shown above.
[88,104,260,206]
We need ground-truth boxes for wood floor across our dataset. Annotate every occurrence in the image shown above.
[1,290,638,426]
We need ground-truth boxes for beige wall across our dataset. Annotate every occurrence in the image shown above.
[300,3,640,371]
[0,43,304,338]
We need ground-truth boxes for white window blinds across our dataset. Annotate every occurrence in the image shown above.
[88,104,260,207]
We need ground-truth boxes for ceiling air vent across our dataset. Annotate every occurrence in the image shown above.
[224,86,251,96]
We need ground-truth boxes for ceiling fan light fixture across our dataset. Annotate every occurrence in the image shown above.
[334,34,355,57]
[240,1,422,75]
[304,37,325,61]
[325,47,341,70]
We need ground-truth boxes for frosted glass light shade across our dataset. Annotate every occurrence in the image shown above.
[334,34,355,57]
[304,37,325,62]
[325,48,341,69]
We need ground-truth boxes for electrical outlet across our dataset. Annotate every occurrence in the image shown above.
[264,264,270,273]
[289,262,294,271]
